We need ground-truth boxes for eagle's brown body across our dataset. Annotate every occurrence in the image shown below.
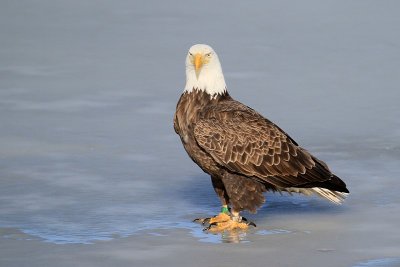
[174,89,349,213]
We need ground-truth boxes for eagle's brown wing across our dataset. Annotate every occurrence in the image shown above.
[194,102,343,190]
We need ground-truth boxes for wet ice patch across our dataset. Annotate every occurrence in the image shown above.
[188,223,250,244]
[256,229,292,235]
[353,258,400,267]
[190,227,294,244]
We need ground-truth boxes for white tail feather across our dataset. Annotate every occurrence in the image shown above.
[285,187,348,204]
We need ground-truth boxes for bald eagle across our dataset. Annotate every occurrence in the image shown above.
[174,44,349,231]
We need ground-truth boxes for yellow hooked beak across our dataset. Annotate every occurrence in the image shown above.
[194,53,203,79]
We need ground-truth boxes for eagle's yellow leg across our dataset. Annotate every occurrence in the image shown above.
[193,205,230,224]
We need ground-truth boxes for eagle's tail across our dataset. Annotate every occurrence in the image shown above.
[309,187,348,204]
[284,187,348,204]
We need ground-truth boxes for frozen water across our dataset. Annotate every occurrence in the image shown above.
[0,0,399,266]
[353,258,400,267]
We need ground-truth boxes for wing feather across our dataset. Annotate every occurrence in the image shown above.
[193,101,336,189]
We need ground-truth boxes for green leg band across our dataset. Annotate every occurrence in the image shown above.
[221,206,229,214]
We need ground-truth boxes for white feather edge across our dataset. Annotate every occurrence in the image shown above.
[284,187,348,204]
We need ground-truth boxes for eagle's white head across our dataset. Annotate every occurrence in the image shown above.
[184,44,227,98]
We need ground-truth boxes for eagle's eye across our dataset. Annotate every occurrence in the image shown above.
[189,52,193,56]
[206,53,212,57]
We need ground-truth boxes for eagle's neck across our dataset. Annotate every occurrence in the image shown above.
[177,89,231,133]
[184,63,227,99]
[182,88,230,105]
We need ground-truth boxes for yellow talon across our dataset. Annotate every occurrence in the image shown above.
[209,213,231,224]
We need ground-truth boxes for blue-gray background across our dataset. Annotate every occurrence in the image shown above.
[0,1,399,266]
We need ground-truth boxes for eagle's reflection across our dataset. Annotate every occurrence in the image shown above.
[220,230,248,243]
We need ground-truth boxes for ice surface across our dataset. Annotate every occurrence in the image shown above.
[0,0,399,266]
[353,258,400,267]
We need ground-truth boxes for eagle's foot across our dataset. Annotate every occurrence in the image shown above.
[193,205,231,225]
[193,212,231,225]
[203,216,256,232]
